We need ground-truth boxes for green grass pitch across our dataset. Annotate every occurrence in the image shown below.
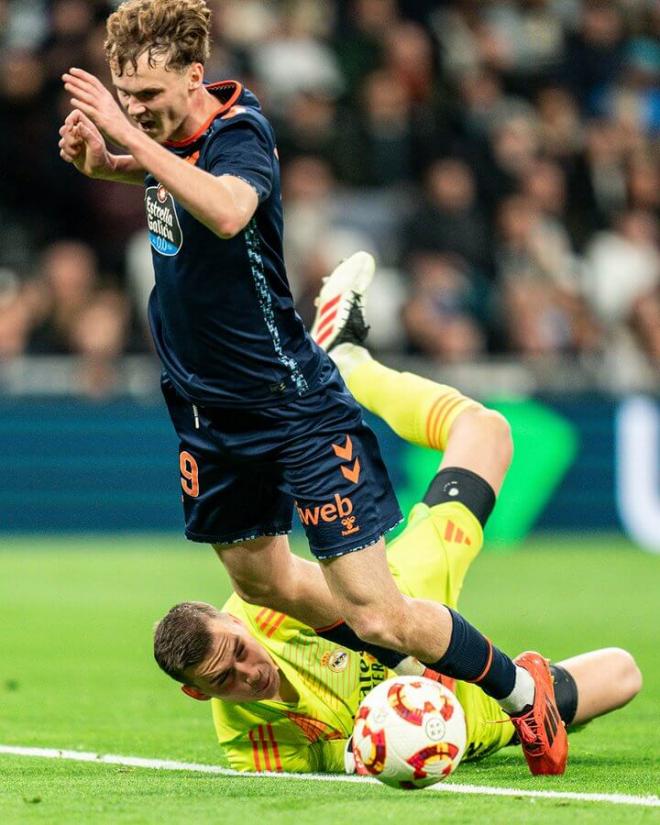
[1,534,659,824]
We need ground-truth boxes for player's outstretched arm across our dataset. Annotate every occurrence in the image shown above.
[62,68,258,239]
[58,109,145,185]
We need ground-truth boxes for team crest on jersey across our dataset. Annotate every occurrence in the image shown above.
[145,183,183,256]
[321,649,349,672]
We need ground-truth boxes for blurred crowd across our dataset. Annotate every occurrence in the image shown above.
[0,0,658,395]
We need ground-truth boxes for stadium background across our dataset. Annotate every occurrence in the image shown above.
[0,3,658,821]
[0,0,658,549]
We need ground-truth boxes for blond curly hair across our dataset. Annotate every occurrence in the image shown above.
[105,0,212,75]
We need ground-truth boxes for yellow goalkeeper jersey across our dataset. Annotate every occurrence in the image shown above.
[212,594,389,772]
[212,501,514,773]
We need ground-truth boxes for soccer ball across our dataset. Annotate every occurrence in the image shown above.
[352,675,466,790]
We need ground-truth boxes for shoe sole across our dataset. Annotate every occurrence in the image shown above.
[312,252,375,348]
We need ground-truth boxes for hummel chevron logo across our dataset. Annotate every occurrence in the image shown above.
[341,459,361,484]
[332,435,353,461]
[332,435,361,483]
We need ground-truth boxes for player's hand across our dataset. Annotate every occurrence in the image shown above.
[59,110,117,179]
[62,67,135,148]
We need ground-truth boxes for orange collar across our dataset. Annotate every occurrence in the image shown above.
[165,80,244,149]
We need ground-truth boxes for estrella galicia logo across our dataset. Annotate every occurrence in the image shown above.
[145,184,183,256]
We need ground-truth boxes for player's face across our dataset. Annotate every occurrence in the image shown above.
[110,51,202,144]
[185,617,282,703]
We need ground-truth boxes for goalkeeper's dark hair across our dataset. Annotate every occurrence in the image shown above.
[153,601,220,683]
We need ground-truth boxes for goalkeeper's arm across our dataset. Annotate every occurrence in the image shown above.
[223,729,350,774]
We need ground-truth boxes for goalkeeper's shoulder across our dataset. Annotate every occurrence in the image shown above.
[222,593,310,642]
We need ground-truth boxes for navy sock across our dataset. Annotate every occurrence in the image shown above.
[424,607,516,700]
[315,622,406,670]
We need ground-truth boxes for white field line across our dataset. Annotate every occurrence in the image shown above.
[1,744,659,809]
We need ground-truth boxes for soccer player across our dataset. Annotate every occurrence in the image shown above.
[152,344,642,771]
[59,0,567,774]
[154,611,640,774]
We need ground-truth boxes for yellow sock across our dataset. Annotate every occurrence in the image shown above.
[335,345,480,451]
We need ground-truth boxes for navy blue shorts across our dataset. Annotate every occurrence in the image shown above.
[161,364,402,560]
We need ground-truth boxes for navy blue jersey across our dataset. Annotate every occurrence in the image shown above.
[145,81,325,407]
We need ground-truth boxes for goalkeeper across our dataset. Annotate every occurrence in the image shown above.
[154,256,641,773]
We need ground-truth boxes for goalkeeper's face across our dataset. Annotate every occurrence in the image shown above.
[183,616,281,703]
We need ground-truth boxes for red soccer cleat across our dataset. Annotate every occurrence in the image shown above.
[510,651,568,775]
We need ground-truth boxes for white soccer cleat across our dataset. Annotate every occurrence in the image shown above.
[311,251,374,351]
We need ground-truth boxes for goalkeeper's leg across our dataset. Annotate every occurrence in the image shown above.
[334,344,511,497]
[312,256,568,775]
[311,252,511,494]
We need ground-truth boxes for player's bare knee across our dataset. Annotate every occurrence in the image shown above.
[612,648,643,702]
[456,407,513,474]
[343,608,404,651]
[231,577,279,607]
[482,408,513,471]
[233,568,303,613]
